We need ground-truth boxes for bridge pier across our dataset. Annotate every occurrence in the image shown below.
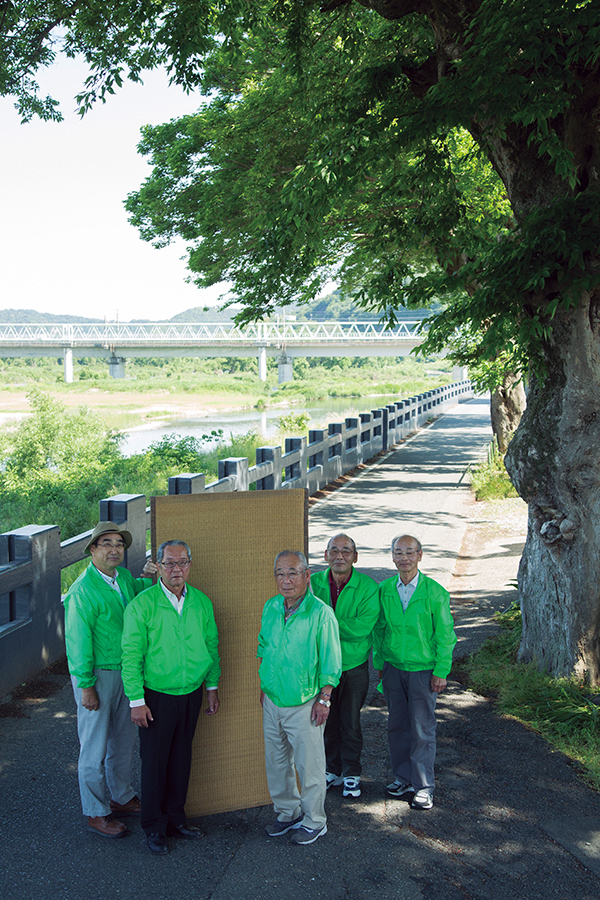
[278,355,293,383]
[63,348,73,383]
[258,346,267,382]
[108,355,126,378]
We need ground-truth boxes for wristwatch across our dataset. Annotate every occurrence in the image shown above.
[318,698,331,708]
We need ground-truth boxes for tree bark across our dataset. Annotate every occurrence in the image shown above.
[505,297,600,681]
[490,374,526,453]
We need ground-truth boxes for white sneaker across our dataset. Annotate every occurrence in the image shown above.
[325,772,344,789]
[342,776,361,798]
[386,779,413,797]
[411,789,434,809]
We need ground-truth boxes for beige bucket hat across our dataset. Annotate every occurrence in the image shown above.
[84,521,133,556]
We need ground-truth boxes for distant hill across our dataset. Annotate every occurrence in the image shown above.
[0,308,102,324]
[167,305,239,323]
[0,296,435,325]
[291,291,435,322]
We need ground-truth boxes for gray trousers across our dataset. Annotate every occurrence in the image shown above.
[71,668,137,816]
[382,664,437,792]
[262,694,327,830]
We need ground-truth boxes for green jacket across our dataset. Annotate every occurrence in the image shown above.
[310,567,380,671]
[121,581,221,699]
[258,589,342,708]
[63,563,150,689]
[373,572,456,678]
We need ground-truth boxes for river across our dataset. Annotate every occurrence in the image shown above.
[120,393,408,456]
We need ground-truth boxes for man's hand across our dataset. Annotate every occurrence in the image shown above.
[142,559,158,577]
[205,688,220,715]
[131,704,154,727]
[81,687,99,711]
[431,675,447,693]
[311,698,330,727]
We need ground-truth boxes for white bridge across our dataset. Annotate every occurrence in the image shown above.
[0,320,426,382]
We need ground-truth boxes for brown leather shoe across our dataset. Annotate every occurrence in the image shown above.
[109,795,142,816]
[87,814,128,838]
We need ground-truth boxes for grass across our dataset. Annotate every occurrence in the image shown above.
[470,438,519,500]
[460,601,600,788]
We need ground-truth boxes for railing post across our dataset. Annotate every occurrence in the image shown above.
[359,413,373,458]
[307,430,327,493]
[284,437,307,485]
[0,524,62,697]
[218,457,250,491]
[344,417,359,467]
[99,494,147,575]
[168,474,206,494]
[256,446,283,490]
[382,407,390,451]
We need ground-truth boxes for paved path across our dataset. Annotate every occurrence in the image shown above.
[2,397,600,900]
[309,395,493,585]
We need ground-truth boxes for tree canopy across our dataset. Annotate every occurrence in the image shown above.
[125,9,513,347]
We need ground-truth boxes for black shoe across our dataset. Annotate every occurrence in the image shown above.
[147,832,168,854]
[167,822,204,839]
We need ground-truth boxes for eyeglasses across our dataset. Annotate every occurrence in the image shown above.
[326,548,354,557]
[160,560,191,570]
[393,550,418,559]
[97,540,125,549]
[275,569,307,579]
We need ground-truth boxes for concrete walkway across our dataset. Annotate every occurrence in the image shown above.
[1,397,600,900]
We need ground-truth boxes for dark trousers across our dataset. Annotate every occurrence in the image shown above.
[382,665,437,792]
[139,686,203,835]
[324,661,369,777]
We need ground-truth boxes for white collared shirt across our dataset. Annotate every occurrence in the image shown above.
[130,580,217,707]
[159,578,186,615]
[396,572,419,612]
[94,565,124,600]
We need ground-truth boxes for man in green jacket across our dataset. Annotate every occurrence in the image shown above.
[121,539,220,855]
[64,521,156,838]
[310,533,379,799]
[258,550,342,845]
[374,535,456,811]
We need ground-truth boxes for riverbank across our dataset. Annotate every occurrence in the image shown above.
[0,355,454,432]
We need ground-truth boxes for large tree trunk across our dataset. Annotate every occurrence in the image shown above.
[490,374,526,453]
[505,297,600,681]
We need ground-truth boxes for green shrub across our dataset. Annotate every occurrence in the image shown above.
[470,439,519,500]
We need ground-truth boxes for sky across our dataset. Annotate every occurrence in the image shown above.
[0,58,228,323]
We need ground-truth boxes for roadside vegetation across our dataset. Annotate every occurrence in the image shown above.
[0,388,267,540]
[469,438,519,500]
[458,601,600,789]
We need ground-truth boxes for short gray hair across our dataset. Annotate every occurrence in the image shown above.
[391,535,422,554]
[157,540,192,564]
[326,533,357,553]
[274,550,309,573]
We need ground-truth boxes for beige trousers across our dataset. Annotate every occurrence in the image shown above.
[262,694,327,829]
